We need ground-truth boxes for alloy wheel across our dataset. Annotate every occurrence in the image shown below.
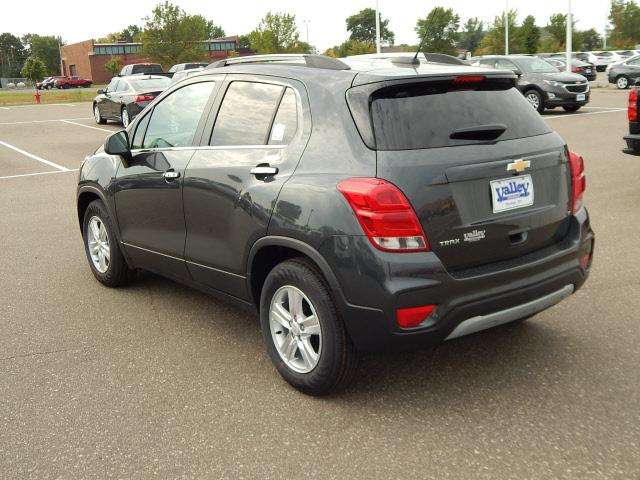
[122,108,129,127]
[617,76,629,89]
[269,285,322,373]
[87,216,110,273]
[525,92,540,109]
[94,105,101,123]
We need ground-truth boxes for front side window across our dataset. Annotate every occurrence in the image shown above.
[142,81,216,149]
[210,82,284,146]
[106,78,119,92]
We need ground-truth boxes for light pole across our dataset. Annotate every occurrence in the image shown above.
[566,0,572,73]
[303,19,310,45]
[375,0,381,54]
[505,0,509,55]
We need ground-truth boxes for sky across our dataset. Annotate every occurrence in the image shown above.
[1,0,612,52]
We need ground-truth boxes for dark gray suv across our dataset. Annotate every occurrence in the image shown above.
[77,54,594,395]
[473,55,590,112]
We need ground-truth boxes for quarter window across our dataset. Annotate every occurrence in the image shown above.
[142,81,215,149]
[210,82,284,146]
[268,88,298,145]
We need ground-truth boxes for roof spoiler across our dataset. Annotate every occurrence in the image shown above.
[387,53,467,67]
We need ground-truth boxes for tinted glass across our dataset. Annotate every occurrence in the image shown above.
[628,56,640,65]
[268,88,297,145]
[132,113,150,149]
[515,57,558,73]
[371,80,551,150]
[106,78,119,92]
[142,81,215,149]
[115,80,129,92]
[211,82,284,146]
[132,64,163,74]
[479,59,495,67]
[130,77,171,91]
[496,59,517,71]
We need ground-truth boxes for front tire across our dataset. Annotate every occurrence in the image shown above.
[121,106,130,128]
[524,89,545,113]
[94,103,106,124]
[563,105,581,112]
[82,199,133,287]
[616,75,630,89]
[260,258,359,396]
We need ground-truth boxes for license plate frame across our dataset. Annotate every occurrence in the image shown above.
[490,175,534,214]
[576,93,586,101]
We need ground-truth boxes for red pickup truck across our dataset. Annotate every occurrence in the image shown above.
[54,76,93,89]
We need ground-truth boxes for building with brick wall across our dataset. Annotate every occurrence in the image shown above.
[61,37,244,84]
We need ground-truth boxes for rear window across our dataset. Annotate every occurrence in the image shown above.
[369,80,551,150]
[132,64,163,74]
[130,78,171,91]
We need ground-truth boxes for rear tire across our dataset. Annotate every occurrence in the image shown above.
[562,105,581,112]
[93,104,106,125]
[259,258,359,396]
[616,75,630,89]
[121,106,130,128]
[524,89,545,113]
[82,199,134,287]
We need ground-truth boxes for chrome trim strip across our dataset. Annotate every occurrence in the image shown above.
[445,284,575,341]
[130,144,287,154]
[121,242,246,279]
[186,260,246,279]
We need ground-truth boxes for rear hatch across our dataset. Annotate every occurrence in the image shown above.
[347,75,573,272]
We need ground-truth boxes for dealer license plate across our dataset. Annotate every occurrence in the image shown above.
[490,175,534,213]
[576,93,586,101]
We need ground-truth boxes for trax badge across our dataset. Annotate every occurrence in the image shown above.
[507,159,531,174]
[463,230,486,243]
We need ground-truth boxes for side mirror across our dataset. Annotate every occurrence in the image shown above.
[104,130,132,162]
[97,88,104,94]
[513,68,523,77]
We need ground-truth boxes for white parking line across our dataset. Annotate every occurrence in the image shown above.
[0,140,70,171]
[59,119,113,133]
[0,117,92,125]
[546,108,626,120]
[0,169,78,181]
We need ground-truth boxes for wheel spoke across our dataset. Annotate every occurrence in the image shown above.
[98,251,107,271]
[298,337,318,369]
[88,240,99,255]
[281,334,297,361]
[90,220,100,240]
[101,244,110,261]
[287,287,304,318]
[300,315,320,336]
[99,224,107,242]
[271,303,291,329]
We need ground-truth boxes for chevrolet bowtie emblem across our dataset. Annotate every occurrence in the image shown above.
[507,159,531,173]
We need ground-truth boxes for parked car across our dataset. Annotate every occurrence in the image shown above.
[546,58,596,81]
[613,50,637,60]
[623,83,640,154]
[92,75,171,127]
[607,55,640,89]
[119,63,164,76]
[549,52,591,63]
[37,76,65,89]
[77,54,593,395]
[586,51,621,71]
[169,66,205,85]
[168,62,209,73]
[472,55,590,112]
[55,76,93,89]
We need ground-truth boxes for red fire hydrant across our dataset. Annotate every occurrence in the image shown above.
[34,89,41,104]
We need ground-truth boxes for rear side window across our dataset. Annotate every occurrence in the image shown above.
[142,81,215,148]
[210,82,284,146]
[268,88,297,145]
[370,80,552,150]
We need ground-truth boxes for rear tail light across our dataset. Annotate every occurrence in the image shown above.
[397,305,437,329]
[568,151,586,214]
[337,178,430,252]
[628,88,637,121]
[572,67,580,73]
[135,94,155,102]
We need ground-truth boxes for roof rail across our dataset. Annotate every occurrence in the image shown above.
[208,54,351,71]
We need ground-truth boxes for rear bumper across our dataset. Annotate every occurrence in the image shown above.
[623,133,640,155]
[322,209,594,352]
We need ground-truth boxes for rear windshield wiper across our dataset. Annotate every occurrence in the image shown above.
[449,124,507,141]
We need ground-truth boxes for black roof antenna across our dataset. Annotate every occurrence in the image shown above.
[413,9,441,65]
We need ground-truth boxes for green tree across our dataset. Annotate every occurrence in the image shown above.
[609,0,640,47]
[22,34,62,76]
[238,34,251,49]
[248,12,309,53]
[476,10,518,55]
[544,13,584,50]
[345,8,394,45]
[581,28,603,50]
[458,18,485,53]
[20,55,46,82]
[121,25,142,43]
[190,16,225,39]
[104,57,122,76]
[0,32,27,77]
[140,1,209,68]
[323,40,375,57]
[415,7,460,56]
[516,15,541,54]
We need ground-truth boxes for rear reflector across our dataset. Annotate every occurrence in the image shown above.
[397,305,437,329]
[337,178,429,252]
[628,88,637,121]
[568,151,586,214]
[135,94,155,102]
[453,75,486,84]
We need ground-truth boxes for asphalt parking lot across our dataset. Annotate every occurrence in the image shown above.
[1,91,639,479]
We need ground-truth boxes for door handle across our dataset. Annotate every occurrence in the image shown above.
[163,170,180,180]
[250,165,278,176]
